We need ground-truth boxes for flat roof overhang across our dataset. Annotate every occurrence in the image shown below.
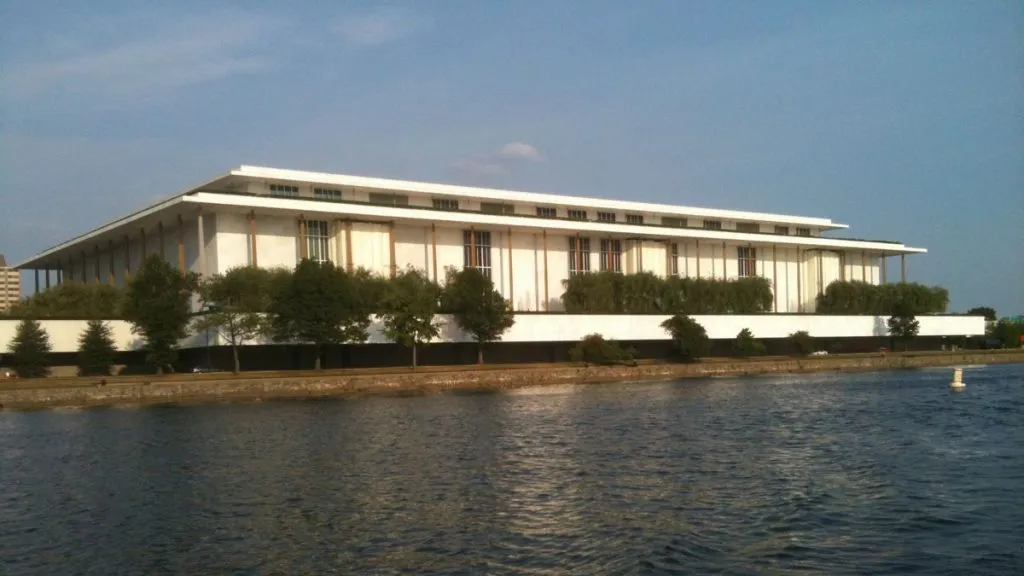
[10,191,922,270]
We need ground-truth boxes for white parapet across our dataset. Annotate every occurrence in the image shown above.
[0,315,987,354]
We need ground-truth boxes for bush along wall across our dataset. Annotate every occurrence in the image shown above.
[815,281,949,315]
[561,272,774,315]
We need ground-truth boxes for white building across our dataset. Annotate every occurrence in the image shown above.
[14,165,924,314]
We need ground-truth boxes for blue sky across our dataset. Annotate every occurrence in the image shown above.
[2,0,1021,314]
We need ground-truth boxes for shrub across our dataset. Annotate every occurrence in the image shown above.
[5,283,125,319]
[6,318,52,378]
[562,273,773,315]
[887,300,920,351]
[817,281,948,315]
[660,314,711,362]
[733,328,765,357]
[569,333,637,366]
[788,330,814,355]
[77,320,117,376]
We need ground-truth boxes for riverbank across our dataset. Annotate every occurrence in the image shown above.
[2,350,1022,411]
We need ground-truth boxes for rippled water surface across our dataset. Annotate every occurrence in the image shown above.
[2,365,1023,575]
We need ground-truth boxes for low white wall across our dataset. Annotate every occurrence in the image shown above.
[0,315,986,354]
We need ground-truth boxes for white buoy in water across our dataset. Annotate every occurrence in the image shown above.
[950,367,965,390]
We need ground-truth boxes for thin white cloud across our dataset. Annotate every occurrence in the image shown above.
[499,142,543,162]
[4,11,278,102]
[451,141,543,180]
[333,7,420,47]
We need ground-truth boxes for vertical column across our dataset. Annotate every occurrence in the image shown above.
[817,250,824,298]
[542,230,549,311]
[249,211,258,267]
[901,254,906,282]
[575,232,582,273]
[839,252,846,282]
[469,227,477,268]
[695,239,701,278]
[637,239,643,272]
[158,221,166,261]
[124,235,131,280]
[141,227,148,261]
[881,254,887,284]
[197,209,207,277]
[772,245,778,312]
[81,251,87,283]
[45,264,51,290]
[108,239,116,285]
[507,227,514,308]
[177,215,186,272]
[388,221,397,278]
[94,244,101,283]
[796,247,802,312]
[721,241,727,279]
[861,250,867,282]
[345,220,354,273]
[298,216,308,260]
[430,223,438,281]
[34,269,39,294]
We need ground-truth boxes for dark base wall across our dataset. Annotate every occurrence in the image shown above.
[166,335,982,373]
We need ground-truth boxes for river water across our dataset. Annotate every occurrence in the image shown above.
[2,365,1022,575]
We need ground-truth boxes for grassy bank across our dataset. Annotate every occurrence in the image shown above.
[1,349,1021,411]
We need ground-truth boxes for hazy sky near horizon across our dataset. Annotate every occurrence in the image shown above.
[1,1,1021,314]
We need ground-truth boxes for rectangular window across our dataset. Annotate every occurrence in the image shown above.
[433,198,460,211]
[568,237,591,275]
[736,222,760,233]
[796,227,812,237]
[481,202,514,215]
[626,214,644,225]
[662,216,687,228]
[568,209,588,221]
[703,220,723,230]
[306,220,331,264]
[270,184,299,197]
[369,192,409,206]
[462,230,492,278]
[737,246,757,277]
[670,243,679,276]
[597,211,617,222]
[599,239,622,272]
[774,225,790,235]
[313,187,342,200]
[536,206,557,218]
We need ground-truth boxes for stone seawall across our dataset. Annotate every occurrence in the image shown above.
[2,351,1021,411]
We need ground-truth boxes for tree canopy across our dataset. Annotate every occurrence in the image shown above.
[122,255,198,374]
[77,320,117,376]
[4,283,124,319]
[194,266,278,373]
[5,318,52,378]
[660,314,710,362]
[441,267,515,364]
[379,267,442,368]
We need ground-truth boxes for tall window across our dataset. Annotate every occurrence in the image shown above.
[463,230,492,277]
[670,242,679,276]
[703,220,723,230]
[597,211,617,222]
[737,246,757,277]
[270,184,299,197]
[662,216,686,227]
[433,198,459,211]
[568,209,588,221]
[306,220,331,263]
[569,237,591,275]
[626,214,644,225]
[796,227,812,237]
[599,239,622,272]
[736,222,759,233]
[536,206,557,218]
[774,225,790,235]
[314,187,342,200]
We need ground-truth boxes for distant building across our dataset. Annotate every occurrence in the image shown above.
[0,254,21,312]
[14,165,924,313]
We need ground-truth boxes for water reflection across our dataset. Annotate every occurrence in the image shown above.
[1,365,1022,574]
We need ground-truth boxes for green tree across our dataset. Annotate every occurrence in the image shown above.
[788,330,815,356]
[990,318,1024,349]
[660,314,711,362]
[569,333,636,366]
[194,266,277,373]
[268,260,373,369]
[122,255,198,374]
[441,267,515,364]
[77,319,117,376]
[6,282,124,318]
[733,327,765,357]
[6,318,52,378]
[966,306,997,321]
[379,267,442,368]
[887,301,920,351]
